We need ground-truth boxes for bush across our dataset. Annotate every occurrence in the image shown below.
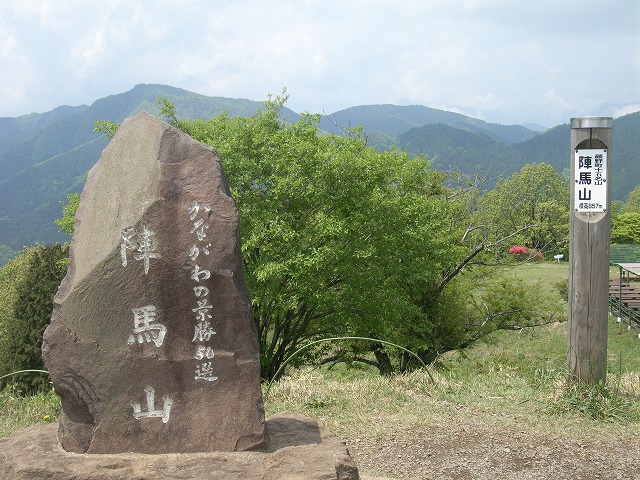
[554,278,569,299]
[0,244,68,392]
[509,245,529,258]
[611,212,640,244]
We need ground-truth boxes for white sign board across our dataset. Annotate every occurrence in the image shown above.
[574,148,607,213]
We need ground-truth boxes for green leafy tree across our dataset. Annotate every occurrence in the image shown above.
[471,278,546,337]
[475,163,570,258]
[0,244,68,392]
[55,193,80,235]
[164,95,470,379]
[85,97,558,379]
[0,250,30,382]
[611,212,640,244]
[621,185,640,213]
[611,186,640,244]
[93,120,120,139]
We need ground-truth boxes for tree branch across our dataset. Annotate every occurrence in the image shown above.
[461,224,485,243]
[437,224,532,293]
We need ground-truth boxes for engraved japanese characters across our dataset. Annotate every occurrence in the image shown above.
[42,112,267,453]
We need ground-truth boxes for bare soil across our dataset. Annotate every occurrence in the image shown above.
[347,410,640,480]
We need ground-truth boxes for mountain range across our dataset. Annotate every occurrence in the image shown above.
[0,83,638,265]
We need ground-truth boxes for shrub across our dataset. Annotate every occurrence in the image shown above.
[509,245,528,258]
[555,278,569,299]
[0,244,68,392]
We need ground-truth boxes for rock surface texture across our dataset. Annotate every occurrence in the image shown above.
[42,111,267,453]
[0,412,360,479]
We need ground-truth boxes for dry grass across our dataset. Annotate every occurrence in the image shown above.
[264,315,640,444]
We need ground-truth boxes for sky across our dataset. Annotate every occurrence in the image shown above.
[1,1,639,128]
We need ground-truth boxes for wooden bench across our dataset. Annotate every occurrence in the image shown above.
[608,282,640,327]
[609,291,640,299]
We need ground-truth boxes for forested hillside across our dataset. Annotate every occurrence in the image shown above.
[0,85,290,260]
[611,112,640,197]
[398,113,639,196]
[0,104,89,153]
[0,84,637,265]
[397,124,526,177]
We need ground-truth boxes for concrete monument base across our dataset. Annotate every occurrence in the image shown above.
[0,412,359,479]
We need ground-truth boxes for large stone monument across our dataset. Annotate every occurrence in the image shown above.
[42,112,267,454]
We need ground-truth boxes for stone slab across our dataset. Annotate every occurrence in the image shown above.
[0,412,360,480]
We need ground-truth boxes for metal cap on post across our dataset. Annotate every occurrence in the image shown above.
[567,116,613,384]
[570,117,614,129]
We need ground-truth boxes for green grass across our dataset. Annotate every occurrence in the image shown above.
[503,260,569,286]
[0,385,60,438]
[265,316,640,445]
[264,261,640,441]
[2,261,639,446]
[499,261,569,315]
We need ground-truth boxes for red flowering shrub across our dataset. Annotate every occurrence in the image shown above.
[508,245,544,261]
[508,245,528,257]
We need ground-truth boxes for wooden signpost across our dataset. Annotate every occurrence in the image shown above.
[567,117,613,384]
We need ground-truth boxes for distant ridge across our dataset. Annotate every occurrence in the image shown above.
[319,104,538,144]
[0,104,90,152]
[0,84,638,265]
[521,122,548,132]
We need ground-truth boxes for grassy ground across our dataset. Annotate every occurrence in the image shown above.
[265,318,640,443]
[0,384,59,438]
[2,261,639,449]
[265,261,640,444]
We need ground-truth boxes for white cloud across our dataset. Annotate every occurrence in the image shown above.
[0,34,18,58]
[613,104,640,118]
[75,29,108,77]
[0,0,638,126]
[0,20,34,115]
[546,88,573,113]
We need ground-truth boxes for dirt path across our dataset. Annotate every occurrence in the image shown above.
[346,416,640,479]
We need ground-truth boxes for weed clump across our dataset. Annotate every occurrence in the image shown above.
[547,375,640,422]
[0,385,60,438]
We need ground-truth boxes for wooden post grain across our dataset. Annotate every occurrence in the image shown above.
[567,117,613,384]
